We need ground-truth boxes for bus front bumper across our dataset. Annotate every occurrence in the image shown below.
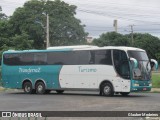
[131,86,151,92]
[131,80,152,92]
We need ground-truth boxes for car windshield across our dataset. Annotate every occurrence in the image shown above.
[128,51,151,80]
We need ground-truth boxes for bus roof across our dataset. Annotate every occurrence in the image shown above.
[3,45,145,54]
[47,45,98,50]
[75,46,145,52]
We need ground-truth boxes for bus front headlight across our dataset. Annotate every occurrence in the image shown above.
[134,83,139,86]
[149,83,152,86]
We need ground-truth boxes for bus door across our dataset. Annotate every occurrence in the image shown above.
[113,50,130,92]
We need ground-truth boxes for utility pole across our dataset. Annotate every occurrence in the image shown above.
[35,14,50,49]
[46,14,50,48]
[129,25,134,46]
[113,19,118,33]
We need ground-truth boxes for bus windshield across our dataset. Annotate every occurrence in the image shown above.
[128,51,151,80]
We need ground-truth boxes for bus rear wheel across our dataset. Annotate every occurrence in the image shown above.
[120,92,130,96]
[36,82,46,94]
[101,83,114,96]
[23,82,33,94]
[56,90,64,94]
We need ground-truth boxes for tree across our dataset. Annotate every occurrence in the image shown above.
[93,32,160,63]
[9,0,87,49]
[93,32,130,47]
[0,6,9,45]
[0,6,7,20]
[11,32,34,50]
[156,53,160,63]
[129,33,160,61]
[0,6,10,58]
[0,6,34,58]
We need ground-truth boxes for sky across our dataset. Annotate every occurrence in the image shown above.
[1,0,160,38]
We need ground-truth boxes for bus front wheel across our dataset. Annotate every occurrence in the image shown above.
[101,83,114,96]
[23,82,33,94]
[36,82,46,94]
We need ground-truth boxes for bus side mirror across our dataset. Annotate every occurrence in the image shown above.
[150,59,158,71]
[130,57,138,68]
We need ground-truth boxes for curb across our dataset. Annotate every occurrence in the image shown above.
[0,87,160,92]
[0,87,5,91]
[151,88,160,93]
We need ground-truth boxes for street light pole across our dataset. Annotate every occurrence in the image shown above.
[129,25,134,46]
[113,19,118,33]
[46,14,50,48]
[35,14,50,49]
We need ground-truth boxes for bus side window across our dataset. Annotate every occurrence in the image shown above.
[34,53,47,65]
[89,51,95,64]
[95,50,112,65]
[20,53,34,65]
[47,52,66,65]
[3,53,20,65]
[75,51,91,65]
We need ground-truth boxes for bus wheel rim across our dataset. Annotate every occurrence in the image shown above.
[25,85,31,92]
[104,86,110,94]
[37,85,43,92]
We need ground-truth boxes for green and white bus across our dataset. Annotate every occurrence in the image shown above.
[1,45,158,96]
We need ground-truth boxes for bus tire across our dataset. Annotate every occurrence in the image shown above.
[99,91,103,96]
[23,82,33,94]
[36,82,46,94]
[120,92,130,96]
[56,90,64,94]
[101,83,114,96]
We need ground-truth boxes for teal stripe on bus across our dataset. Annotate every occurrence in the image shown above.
[2,65,62,89]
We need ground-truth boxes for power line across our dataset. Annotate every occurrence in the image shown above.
[75,3,160,16]
[77,9,160,24]
[66,0,160,10]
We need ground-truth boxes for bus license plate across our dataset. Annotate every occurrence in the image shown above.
[143,88,147,90]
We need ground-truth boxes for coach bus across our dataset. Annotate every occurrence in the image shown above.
[1,45,158,96]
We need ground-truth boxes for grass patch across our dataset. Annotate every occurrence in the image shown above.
[0,87,5,91]
[0,67,1,86]
[152,72,160,88]
[0,67,2,86]
[151,91,160,93]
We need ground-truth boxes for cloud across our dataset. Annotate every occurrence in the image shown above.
[1,0,160,38]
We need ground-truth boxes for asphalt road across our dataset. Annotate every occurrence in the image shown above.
[0,90,160,120]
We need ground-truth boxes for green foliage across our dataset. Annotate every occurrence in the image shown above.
[155,53,160,64]
[9,0,87,49]
[93,32,160,62]
[0,6,7,20]
[0,32,33,59]
[0,6,33,58]
[93,32,130,47]
[0,7,10,58]
[0,0,87,59]
[11,32,34,50]
[152,73,160,88]
[128,33,160,61]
